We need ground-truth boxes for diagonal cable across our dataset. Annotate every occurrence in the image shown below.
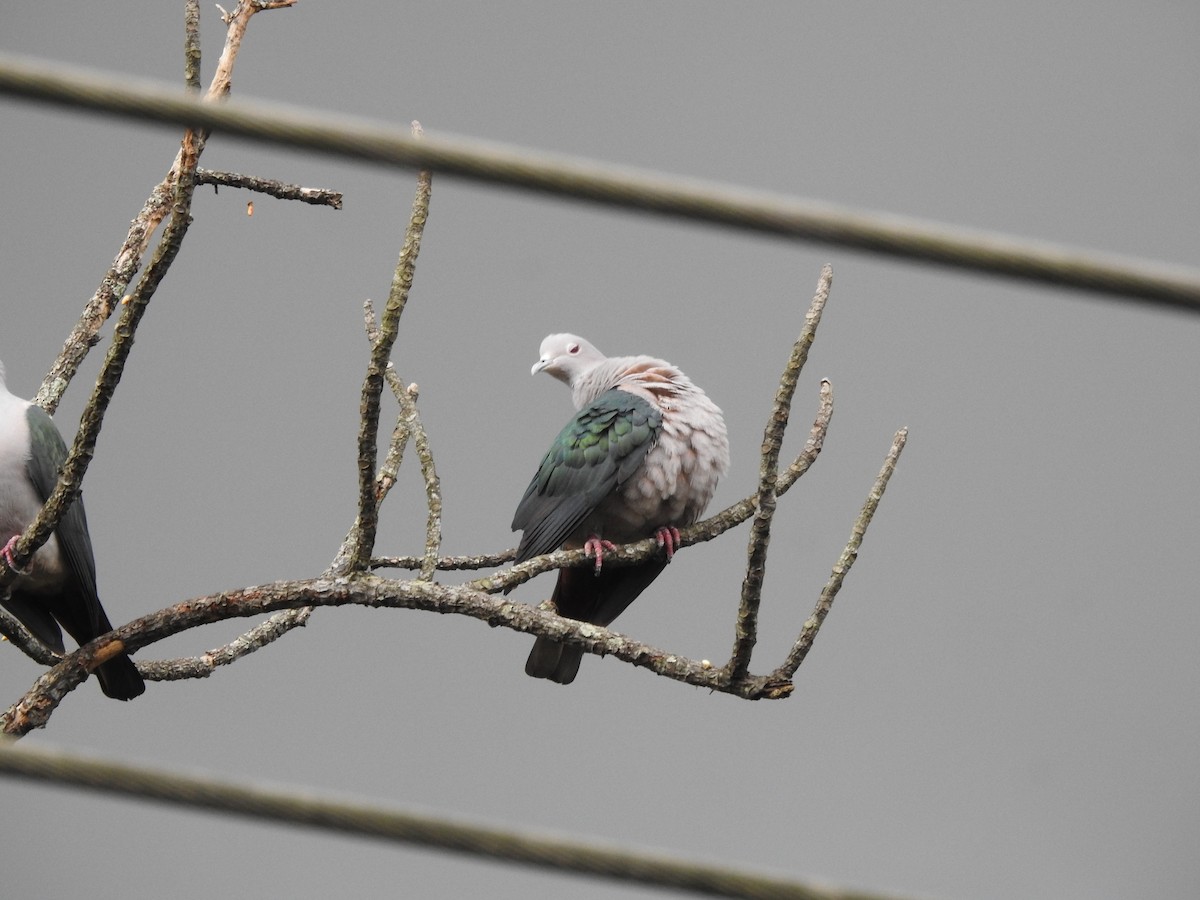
[0,742,913,900]
[0,53,1198,311]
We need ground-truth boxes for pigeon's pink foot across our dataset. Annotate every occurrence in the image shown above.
[655,526,682,561]
[1,535,26,574]
[583,535,618,574]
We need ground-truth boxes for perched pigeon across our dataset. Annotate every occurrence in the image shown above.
[511,334,729,684]
[0,360,144,700]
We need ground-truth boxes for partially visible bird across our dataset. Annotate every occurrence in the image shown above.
[0,360,145,700]
[511,334,729,684]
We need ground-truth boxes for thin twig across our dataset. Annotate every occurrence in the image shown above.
[371,551,518,572]
[407,383,442,581]
[777,379,833,493]
[196,168,343,208]
[0,607,61,666]
[726,265,832,680]
[771,428,908,682]
[183,0,201,92]
[136,607,314,681]
[376,397,413,501]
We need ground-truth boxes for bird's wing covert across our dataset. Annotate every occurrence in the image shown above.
[512,388,660,562]
[24,406,100,610]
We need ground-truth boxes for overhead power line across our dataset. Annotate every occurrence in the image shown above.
[0,742,904,900]
[1,52,1198,313]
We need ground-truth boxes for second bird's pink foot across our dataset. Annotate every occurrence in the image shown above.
[655,526,682,561]
[1,535,26,573]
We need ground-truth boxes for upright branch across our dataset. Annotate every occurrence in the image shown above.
[772,428,908,683]
[726,265,831,681]
[350,124,433,571]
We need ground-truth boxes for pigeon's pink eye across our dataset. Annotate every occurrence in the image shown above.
[568,344,580,354]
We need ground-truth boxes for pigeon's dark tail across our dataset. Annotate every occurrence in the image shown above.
[95,652,145,701]
[524,559,670,685]
[525,637,584,684]
[49,594,146,701]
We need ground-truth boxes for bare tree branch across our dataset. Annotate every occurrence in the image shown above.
[1,349,876,732]
[135,606,315,682]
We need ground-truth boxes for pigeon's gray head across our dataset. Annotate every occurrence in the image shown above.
[531,334,605,385]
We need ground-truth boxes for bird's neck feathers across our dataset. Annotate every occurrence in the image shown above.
[570,355,694,409]
[0,364,25,410]
[0,362,36,433]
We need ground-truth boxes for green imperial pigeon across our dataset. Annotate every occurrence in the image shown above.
[511,334,729,684]
[0,360,144,700]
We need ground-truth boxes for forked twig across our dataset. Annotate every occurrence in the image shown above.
[349,123,433,571]
[362,303,443,582]
[771,428,908,683]
[727,264,831,680]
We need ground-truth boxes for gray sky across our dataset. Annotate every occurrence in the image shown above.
[2,3,1198,898]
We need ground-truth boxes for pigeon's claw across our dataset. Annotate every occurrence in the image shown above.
[654,526,682,561]
[583,535,618,574]
[1,535,28,574]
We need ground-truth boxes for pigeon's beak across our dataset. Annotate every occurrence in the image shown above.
[531,356,551,376]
